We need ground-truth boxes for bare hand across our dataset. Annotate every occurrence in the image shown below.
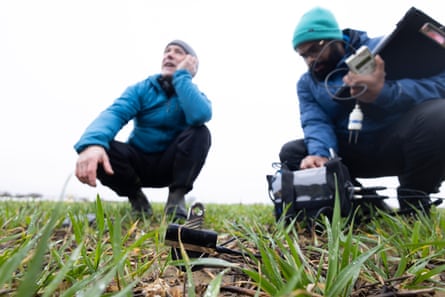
[75,145,114,187]
[300,155,329,169]
[343,55,386,103]
[176,54,198,76]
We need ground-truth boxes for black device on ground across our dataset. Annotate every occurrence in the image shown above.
[165,202,260,271]
[266,157,442,227]
[267,157,355,224]
[336,7,445,99]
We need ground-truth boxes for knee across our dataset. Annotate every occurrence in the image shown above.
[181,125,211,152]
[279,141,295,162]
[414,100,445,138]
[420,99,445,123]
[279,140,305,160]
[279,139,307,170]
[192,125,211,148]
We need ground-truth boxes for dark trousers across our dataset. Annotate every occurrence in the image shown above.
[97,125,211,197]
[280,99,445,195]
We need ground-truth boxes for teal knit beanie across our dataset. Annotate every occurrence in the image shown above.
[292,7,343,50]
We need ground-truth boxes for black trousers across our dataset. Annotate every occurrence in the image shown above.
[280,99,445,195]
[97,125,211,197]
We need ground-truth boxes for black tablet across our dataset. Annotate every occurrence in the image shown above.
[335,7,445,99]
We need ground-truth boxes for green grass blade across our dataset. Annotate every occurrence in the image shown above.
[203,269,227,297]
[79,254,129,297]
[94,195,105,270]
[41,243,83,297]
[15,202,63,297]
[95,194,105,232]
[0,234,36,287]
[327,245,381,297]
[242,269,278,295]
[412,263,445,285]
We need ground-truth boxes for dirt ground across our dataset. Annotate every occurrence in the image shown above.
[129,234,444,297]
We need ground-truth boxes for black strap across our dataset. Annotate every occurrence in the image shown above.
[281,169,295,215]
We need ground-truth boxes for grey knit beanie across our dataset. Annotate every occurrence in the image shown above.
[166,40,197,58]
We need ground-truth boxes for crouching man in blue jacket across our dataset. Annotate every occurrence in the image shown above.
[280,7,445,214]
[74,40,212,220]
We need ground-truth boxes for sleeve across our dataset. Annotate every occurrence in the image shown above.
[374,68,445,109]
[73,82,144,153]
[172,69,212,125]
[298,75,338,157]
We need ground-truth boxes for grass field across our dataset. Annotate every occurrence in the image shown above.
[1,196,445,296]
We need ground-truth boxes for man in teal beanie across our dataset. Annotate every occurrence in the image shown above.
[277,6,445,216]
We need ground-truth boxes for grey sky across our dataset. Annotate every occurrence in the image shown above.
[1,0,443,205]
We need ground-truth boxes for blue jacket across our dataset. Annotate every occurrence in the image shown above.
[74,69,212,153]
[298,29,445,158]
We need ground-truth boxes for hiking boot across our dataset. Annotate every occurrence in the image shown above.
[165,205,188,221]
[164,190,187,221]
[128,189,153,216]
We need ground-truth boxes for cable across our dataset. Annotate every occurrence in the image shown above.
[324,68,369,100]
[215,245,262,259]
[308,39,341,83]
[308,39,370,101]
[308,41,370,144]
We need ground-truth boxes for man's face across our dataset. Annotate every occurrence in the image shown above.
[297,40,344,81]
[161,44,187,77]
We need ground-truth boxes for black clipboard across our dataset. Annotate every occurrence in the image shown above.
[336,7,445,99]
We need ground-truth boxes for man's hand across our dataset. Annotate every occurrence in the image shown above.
[177,54,198,77]
[75,145,114,187]
[300,155,329,169]
[343,55,386,103]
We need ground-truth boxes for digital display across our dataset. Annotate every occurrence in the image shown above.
[356,56,373,70]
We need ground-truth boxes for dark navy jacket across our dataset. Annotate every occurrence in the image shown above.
[297,29,445,157]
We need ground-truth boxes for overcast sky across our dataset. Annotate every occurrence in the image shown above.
[1,0,444,206]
